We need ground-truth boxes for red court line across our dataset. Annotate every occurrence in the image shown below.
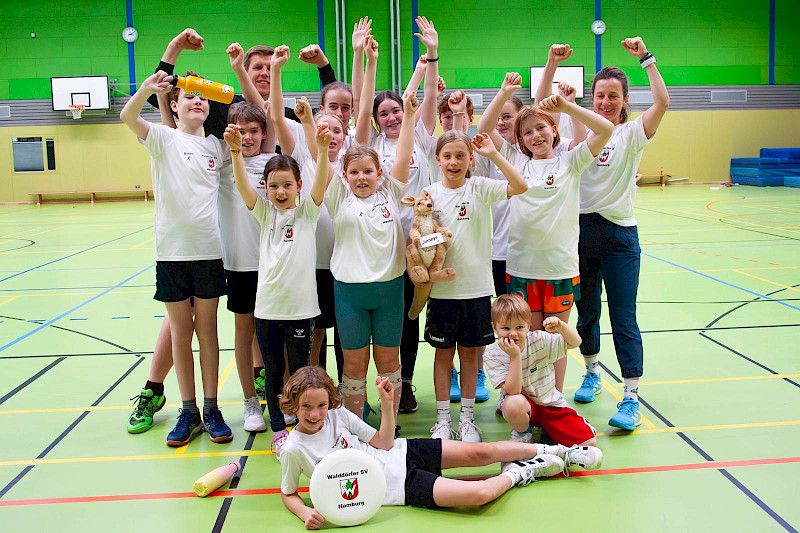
[1,457,797,507]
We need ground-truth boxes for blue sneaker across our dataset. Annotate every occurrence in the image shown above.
[475,369,490,403]
[166,409,203,447]
[203,407,233,443]
[609,397,642,430]
[450,369,461,402]
[574,372,602,403]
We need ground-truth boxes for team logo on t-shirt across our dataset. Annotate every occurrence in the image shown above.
[546,174,555,186]
[336,435,349,448]
[283,225,294,241]
[458,205,467,217]
[381,206,391,219]
[340,478,359,500]
[598,148,612,165]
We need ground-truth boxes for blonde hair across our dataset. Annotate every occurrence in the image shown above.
[278,366,342,416]
[341,145,381,174]
[491,293,532,325]
[314,110,347,132]
[514,105,560,158]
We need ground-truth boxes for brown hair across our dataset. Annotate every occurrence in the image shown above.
[491,293,532,325]
[507,95,524,111]
[228,102,267,134]
[169,70,200,104]
[341,145,381,174]
[372,90,403,131]
[514,105,560,158]
[320,81,354,108]
[244,45,275,70]
[314,110,347,132]
[438,92,474,118]
[264,154,301,183]
[592,66,629,124]
[279,366,342,416]
[435,131,474,178]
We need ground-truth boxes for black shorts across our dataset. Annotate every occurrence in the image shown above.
[424,296,495,349]
[314,269,336,329]
[404,438,442,509]
[492,260,508,297]
[225,269,257,314]
[154,259,227,302]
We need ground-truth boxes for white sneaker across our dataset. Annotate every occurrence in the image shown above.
[495,397,504,416]
[430,420,455,440]
[563,445,603,473]
[284,413,298,427]
[243,397,266,432]
[501,454,564,486]
[458,419,483,443]
[510,429,532,443]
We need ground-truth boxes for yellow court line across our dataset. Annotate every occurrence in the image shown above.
[733,270,800,294]
[567,350,656,430]
[0,296,21,307]
[15,228,59,240]
[0,399,265,416]
[129,237,154,250]
[562,373,800,391]
[1,290,153,298]
[0,450,274,467]
[642,266,800,275]
[596,420,800,437]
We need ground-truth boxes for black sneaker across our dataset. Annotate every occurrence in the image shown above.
[166,409,203,447]
[203,407,233,443]
[398,382,418,414]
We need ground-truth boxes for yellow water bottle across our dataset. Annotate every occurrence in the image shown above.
[166,75,235,104]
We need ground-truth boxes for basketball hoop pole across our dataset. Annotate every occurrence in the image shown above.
[68,105,85,119]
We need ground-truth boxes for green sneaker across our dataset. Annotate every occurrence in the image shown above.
[127,388,166,434]
[255,369,266,400]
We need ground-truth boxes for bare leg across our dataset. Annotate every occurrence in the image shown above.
[164,300,196,402]
[440,439,539,469]
[251,336,261,368]
[341,346,369,416]
[373,343,401,417]
[433,475,513,507]
[233,312,257,398]
[501,394,532,432]
[457,345,478,399]
[192,297,220,400]
[310,329,326,367]
[434,347,456,402]
[148,316,174,382]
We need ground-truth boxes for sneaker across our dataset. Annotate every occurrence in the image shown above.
[271,429,289,459]
[204,407,233,443]
[254,369,266,400]
[166,408,203,447]
[501,454,565,486]
[574,372,602,403]
[395,424,401,438]
[475,369,490,403]
[362,401,377,422]
[510,428,533,443]
[609,397,642,430]
[127,388,165,434]
[563,445,603,473]
[398,382,418,414]
[458,419,483,443]
[243,397,266,432]
[284,413,298,427]
[450,369,461,402]
[430,420,456,440]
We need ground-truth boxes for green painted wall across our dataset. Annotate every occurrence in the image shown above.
[0,0,798,101]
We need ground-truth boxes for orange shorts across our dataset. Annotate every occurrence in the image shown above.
[506,275,580,314]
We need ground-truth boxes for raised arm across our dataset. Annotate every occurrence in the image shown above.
[269,45,295,156]
[120,71,172,140]
[477,72,522,150]
[310,124,334,206]
[539,94,613,156]
[622,37,669,139]
[350,17,371,125]
[295,97,318,161]
[223,125,259,210]
[543,316,582,350]
[389,94,420,183]
[449,90,468,132]
[368,377,396,450]
[534,44,572,105]
[228,42,264,107]
[146,29,204,109]
[415,16,439,135]
[156,92,177,129]
[472,133,527,198]
[354,35,378,145]
[559,81,587,148]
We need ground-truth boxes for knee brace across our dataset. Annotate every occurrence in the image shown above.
[379,368,403,395]
[341,375,367,396]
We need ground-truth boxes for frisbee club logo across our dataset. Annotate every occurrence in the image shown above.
[340,478,359,500]
[598,149,611,163]
[381,206,391,218]
[545,174,555,186]
[284,227,294,239]
[458,205,467,217]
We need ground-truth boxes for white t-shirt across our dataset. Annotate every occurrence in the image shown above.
[423,177,508,299]
[505,141,595,280]
[483,329,569,407]
[368,120,437,237]
[580,115,652,226]
[325,172,408,284]
[218,151,273,271]
[141,124,224,261]
[280,407,409,506]
[251,196,321,320]
[557,112,574,140]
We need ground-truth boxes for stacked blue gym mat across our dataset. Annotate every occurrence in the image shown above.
[730,148,800,187]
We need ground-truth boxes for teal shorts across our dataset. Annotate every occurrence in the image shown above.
[333,276,404,350]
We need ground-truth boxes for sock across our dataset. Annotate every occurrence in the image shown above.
[460,398,475,421]
[583,355,600,374]
[203,397,218,413]
[182,399,199,413]
[623,379,639,401]
[402,378,413,385]
[145,380,164,396]
[436,401,450,423]
[501,468,522,486]
[536,443,567,457]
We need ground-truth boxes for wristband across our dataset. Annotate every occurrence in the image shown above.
[452,111,465,116]
[426,56,439,63]
[231,150,241,156]
[640,56,656,69]
[639,52,653,64]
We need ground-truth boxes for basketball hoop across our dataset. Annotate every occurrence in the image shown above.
[68,104,85,119]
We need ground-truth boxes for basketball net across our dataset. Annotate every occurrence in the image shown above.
[68,105,85,120]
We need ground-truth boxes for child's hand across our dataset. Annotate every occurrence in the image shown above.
[227,42,244,69]
[298,44,328,67]
[621,37,648,59]
[375,376,393,403]
[558,81,576,103]
[414,16,438,52]
[272,45,290,69]
[414,54,428,72]
[448,90,468,114]
[538,93,567,113]
[352,17,372,51]
[548,43,572,64]
[171,28,204,51]
[472,133,496,157]
[403,92,419,115]
[437,76,446,99]
[302,508,325,530]
[543,316,564,334]
[262,100,271,119]
[223,124,242,152]
[501,72,522,94]
[295,96,312,122]
[364,35,379,62]
[142,71,172,96]
[316,124,333,148]
[498,336,521,357]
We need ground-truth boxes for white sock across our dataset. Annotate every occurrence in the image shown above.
[584,354,600,374]
[460,398,475,421]
[535,443,567,457]
[501,469,522,486]
[623,378,639,401]
[436,401,450,423]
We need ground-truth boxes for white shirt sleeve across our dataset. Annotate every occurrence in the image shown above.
[140,123,167,158]
[280,445,305,495]
[323,171,347,217]
[337,407,378,443]
[483,344,510,390]
[565,141,597,176]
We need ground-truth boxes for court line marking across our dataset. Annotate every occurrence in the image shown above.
[595,419,800,437]
[0,296,20,307]
[734,270,800,294]
[1,456,798,507]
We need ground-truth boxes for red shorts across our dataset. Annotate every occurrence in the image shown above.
[506,275,580,314]
[525,397,595,446]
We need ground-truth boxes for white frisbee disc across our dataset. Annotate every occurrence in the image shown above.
[309,448,386,526]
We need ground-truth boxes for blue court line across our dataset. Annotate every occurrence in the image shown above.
[0,264,154,353]
[111,316,130,320]
[0,284,153,292]
[642,252,800,312]
[594,0,602,73]
[0,226,152,284]
[642,243,800,250]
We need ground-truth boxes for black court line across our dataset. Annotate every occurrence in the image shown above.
[212,414,260,532]
[0,239,35,253]
[0,356,144,500]
[597,361,794,531]
[0,357,65,405]
[700,333,800,389]
[706,283,800,329]
[0,315,136,354]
